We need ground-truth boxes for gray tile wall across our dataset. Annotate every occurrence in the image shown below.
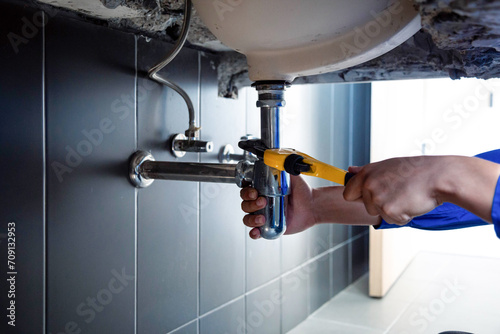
[45,14,137,334]
[0,2,44,334]
[0,3,370,333]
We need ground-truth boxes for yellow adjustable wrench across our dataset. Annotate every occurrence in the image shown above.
[239,140,354,185]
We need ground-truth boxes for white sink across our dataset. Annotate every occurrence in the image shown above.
[193,0,421,82]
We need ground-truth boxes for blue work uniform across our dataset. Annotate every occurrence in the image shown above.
[376,149,500,238]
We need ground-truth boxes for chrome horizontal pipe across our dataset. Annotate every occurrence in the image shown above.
[141,161,237,184]
[129,150,243,188]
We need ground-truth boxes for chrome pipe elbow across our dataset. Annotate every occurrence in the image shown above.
[253,160,289,239]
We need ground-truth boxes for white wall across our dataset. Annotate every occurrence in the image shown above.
[371,77,500,258]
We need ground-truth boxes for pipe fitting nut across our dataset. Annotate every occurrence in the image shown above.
[235,160,254,188]
[256,99,286,108]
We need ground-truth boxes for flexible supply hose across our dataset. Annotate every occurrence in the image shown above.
[148,0,199,139]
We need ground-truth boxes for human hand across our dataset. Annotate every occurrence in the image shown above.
[240,175,316,239]
[343,156,444,225]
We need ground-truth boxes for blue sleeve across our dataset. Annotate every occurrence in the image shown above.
[493,177,500,238]
[376,149,500,238]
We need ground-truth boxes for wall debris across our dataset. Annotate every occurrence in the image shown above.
[33,0,500,97]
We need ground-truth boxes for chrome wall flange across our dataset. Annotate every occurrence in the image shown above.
[129,150,155,188]
[171,133,214,158]
[171,134,187,158]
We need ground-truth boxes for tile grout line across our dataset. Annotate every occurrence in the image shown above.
[166,318,198,334]
[329,239,333,302]
[347,85,355,286]
[42,11,47,334]
[329,85,335,317]
[307,229,311,318]
[382,298,416,334]
[196,51,201,334]
[243,76,248,334]
[306,235,311,318]
[308,317,386,333]
[279,237,283,334]
[134,35,139,334]
[244,203,248,333]
[198,295,246,323]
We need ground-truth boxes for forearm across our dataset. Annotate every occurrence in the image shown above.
[436,156,500,223]
[311,186,381,226]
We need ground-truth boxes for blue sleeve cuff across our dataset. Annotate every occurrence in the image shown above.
[375,202,490,232]
[493,176,500,238]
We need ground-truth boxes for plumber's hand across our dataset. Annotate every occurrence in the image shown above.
[343,157,443,225]
[240,175,316,239]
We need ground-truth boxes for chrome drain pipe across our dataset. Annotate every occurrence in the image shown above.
[252,81,291,239]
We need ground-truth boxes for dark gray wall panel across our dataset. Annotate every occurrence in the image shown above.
[246,281,281,334]
[199,298,245,334]
[199,53,247,313]
[351,83,371,238]
[332,85,353,170]
[351,83,371,167]
[136,37,200,333]
[45,16,136,334]
[0,2,44,333]
[352,233,369,282]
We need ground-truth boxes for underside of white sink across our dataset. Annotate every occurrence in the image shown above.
[193,0,421,82]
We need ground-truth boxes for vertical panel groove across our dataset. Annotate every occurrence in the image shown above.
[197,51,202,334]
[347,85,355,284]
[42,9,47,334]
[134,35,139,334]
